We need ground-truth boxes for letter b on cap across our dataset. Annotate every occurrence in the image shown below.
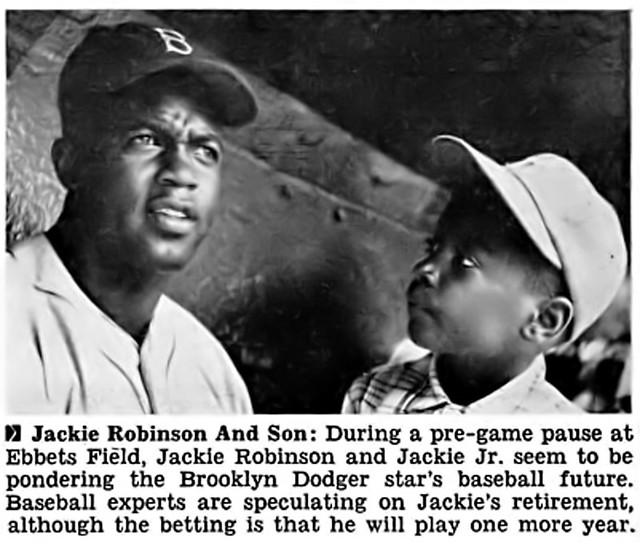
[153,27,193,55]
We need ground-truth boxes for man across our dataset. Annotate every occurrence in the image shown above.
[7,22,257,414]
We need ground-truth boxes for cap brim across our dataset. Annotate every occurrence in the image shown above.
[432,135,562,269]
[117,57,258,127]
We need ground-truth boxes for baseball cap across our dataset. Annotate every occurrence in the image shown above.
[431,135,628,343]
[58,21,258,128]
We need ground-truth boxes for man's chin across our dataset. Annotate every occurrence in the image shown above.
[154,258,190,274]
[145,240,199,273]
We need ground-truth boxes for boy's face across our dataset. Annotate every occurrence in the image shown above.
[406,202,544,360]
[64,80,223,273]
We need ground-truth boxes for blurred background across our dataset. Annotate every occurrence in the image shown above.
[6,10,630,413]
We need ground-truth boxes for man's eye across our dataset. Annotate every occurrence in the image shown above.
[130,133,161,147]
[195,144,222,164]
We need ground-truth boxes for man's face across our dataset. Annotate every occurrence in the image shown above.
[406,204,542,361]
[67,83,223,273]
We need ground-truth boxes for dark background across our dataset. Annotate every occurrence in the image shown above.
[7,10,630,412]
[158,10,629,238]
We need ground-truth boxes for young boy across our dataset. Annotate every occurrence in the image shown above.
[342,135,627,414]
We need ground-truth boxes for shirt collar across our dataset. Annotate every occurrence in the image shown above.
[32,234,168,351]
[30,234,109,315]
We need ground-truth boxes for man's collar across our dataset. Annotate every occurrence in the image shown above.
[31,233,167,349]
[32,233,89,301]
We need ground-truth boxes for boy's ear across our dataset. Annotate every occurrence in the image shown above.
[522,296,574,345]
[52,138,81,191]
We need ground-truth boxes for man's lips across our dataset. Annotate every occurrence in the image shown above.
[155,208,189,219]
[147,198,197,235]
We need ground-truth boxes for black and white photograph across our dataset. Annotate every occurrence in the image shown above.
[6,9,631,415]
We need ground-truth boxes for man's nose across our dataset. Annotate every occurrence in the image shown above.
[158,145,197,188]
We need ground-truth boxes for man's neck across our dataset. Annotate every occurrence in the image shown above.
[47,224,167,343]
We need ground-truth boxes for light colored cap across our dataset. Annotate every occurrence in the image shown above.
[432,135,627,342]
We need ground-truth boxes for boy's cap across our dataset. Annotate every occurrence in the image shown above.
[59,22,258,127]
[431,135,627,342]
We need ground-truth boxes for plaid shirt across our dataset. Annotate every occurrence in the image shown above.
[342,353,582,414]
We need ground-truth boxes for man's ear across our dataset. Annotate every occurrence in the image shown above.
[52,138,81,191]
[522,296,574,345]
